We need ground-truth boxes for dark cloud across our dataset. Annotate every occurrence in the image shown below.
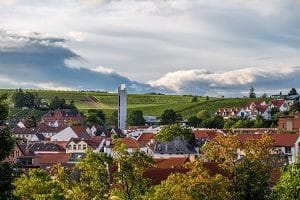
[0,31,167,93]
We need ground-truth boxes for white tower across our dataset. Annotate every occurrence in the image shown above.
[118,84,127,132]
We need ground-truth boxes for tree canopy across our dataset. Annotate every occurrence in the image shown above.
[127,110,146,126]
[160,109,182,125]
[155,124,193,142]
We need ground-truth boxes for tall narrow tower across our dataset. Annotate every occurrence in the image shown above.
[118,84,127,132]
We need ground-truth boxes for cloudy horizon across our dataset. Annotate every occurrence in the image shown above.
[1,0,300,96]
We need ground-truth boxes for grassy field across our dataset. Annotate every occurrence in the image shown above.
[0,89,251,119]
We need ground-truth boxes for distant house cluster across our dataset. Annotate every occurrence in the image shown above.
[216,99,291,120]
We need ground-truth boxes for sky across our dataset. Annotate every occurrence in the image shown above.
[0,0,300,96]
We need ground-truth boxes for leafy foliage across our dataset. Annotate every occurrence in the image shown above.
[85,109,106,127]
[249,86,256,98]
[127,110,146,126]
[273,159,300,200]
[14,168,65,200]
[49,96,77,110]
[160,109,182,125]
[155,124,193,142]
[111,139,154,200]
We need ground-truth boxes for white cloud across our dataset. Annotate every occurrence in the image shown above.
[90,65,116,74]
[148,66,300,95]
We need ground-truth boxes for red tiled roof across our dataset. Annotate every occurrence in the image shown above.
[256,105,270,113]
[137,133,155,147]
[144,168,188,185]
[37,123,66,133]
[35,153,72,165]
[154,157,189,169]
[71,125,91,138]
[269,99,285,108]
[238,133,300,147]
[194,130,217,140]
[122,137,141,148]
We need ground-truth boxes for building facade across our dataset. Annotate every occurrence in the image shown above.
[118,84,127,132]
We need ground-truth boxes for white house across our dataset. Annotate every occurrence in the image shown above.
[238,133,300,164]
[51,126,91,141]
[66,137,105,153]
[269,99,290,112]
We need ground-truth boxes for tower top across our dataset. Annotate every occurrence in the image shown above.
[119,84,126,90]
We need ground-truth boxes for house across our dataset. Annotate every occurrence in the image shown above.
[12,127,44,142]
[152,136,198,159]
[268,99,290,112]
[237,133,300,164]
[41,109,85,127]
[3,142,25,163]
[36,123,66,138]
[51,125,91,141]
[244,101,272,120]
[22,142,66,154]
[278,112,300,132]
[122,137,142,153]
[193,130,218,148]
[66,137,105,153]
[136,133,155,154]
[215,108,240,119]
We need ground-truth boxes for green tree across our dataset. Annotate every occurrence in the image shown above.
[0,163,19,200]
[249,86,256,98]
[160,109,182,125]
[196,110,210,121]
[85,109,106,127]
[68,149,110,200]
[147,161,232,200]
[155,124,193,142]
[0,93,9,125]
[111,139,154,200]
[24,115,37,128]
[0,94,17,199]
[127,110,146,126]
[288,88,298,96]
[191,96,198,102]
[13,168,64,200]
[107,110,118,128]
[200,116,224,129]
[49,96,66,110]
[273,159,300,200]
[187,116,202,127]
[202,133,275,200]
[12,89,35,108]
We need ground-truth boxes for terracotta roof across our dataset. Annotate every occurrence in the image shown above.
[71,125,91,139]
[238,133,300,147]
[37,123,66,133]
[144,168,188,185]
[256,105,270,113]
[269,99,285,107]
[122,137,141,149]
[137,133,155,147]
[154,157,189,169]
[35,153,72,164]
[193,130,218,140]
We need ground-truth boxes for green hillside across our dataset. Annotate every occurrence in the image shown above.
[0,89,251,119]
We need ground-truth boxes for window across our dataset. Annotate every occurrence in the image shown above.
[285,147,291,154]
[78,144,81,150]
[68,144,72,149]
[83,144,87,150]
[73,145,76,150]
